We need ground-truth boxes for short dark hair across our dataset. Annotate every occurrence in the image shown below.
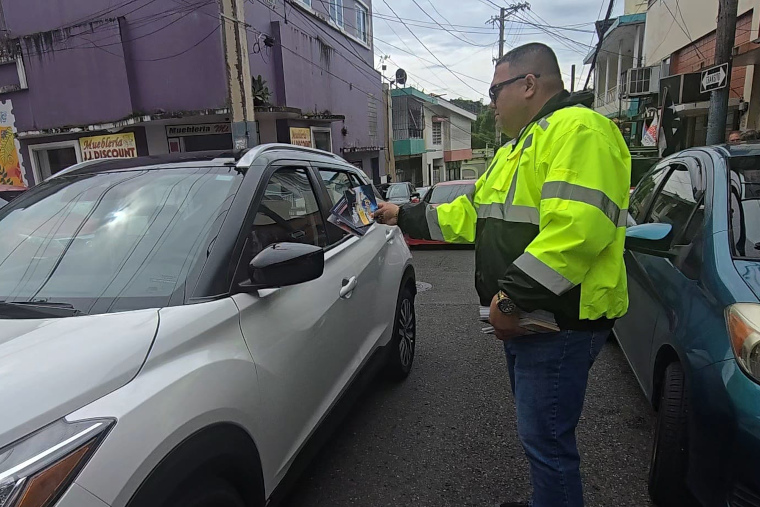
[496,42,561,79]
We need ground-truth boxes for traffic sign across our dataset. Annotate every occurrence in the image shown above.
[701,63,729,93]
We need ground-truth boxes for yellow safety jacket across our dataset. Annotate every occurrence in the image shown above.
[399,91,631,330]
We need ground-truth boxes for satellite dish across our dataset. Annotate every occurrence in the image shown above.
[395,69,407,86]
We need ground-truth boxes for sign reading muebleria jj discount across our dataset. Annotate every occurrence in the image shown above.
[79,133,137,161]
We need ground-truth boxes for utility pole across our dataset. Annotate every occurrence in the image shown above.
[220,0,257,150]
[571,64,576,92]
[488,2,529,145]
[498,7,506,59]
[706,0,739,145]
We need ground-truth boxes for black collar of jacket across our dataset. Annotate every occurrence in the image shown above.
[511,89,595,146]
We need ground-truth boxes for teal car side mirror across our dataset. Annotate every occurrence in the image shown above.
[625,223,676,258]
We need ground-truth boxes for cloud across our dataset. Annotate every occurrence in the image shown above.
[373,0,623,100]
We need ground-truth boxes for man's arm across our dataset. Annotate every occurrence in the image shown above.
[499,124,631,313]
[398,186,479,244]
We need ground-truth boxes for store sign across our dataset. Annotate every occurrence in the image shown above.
[80,133,137,161]
[290,127,312,148]
[166,123,231,137]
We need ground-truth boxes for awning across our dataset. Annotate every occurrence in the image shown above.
[674,98,740,117]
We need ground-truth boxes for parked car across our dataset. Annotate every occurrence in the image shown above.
[0,145,417,507]
[616,143,760,507]
[0,184,27,203]
[405,180,476,246]
[416,186,431,201]
[386,182,420,205]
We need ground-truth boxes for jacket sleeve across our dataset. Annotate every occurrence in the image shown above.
[499,124,631,313]
[398,178,482,244]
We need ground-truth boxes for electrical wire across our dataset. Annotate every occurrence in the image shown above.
[379,0,487,98]
[408,0,494,47]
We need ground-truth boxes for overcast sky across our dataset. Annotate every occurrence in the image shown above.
[372,0,624,102]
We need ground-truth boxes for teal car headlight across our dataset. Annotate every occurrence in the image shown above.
[727,304,760,381]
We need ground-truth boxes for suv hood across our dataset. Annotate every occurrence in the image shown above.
[0,309,158,447]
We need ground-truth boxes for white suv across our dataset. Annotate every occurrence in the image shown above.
[0,145,416,507]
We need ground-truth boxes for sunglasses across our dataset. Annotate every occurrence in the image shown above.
[489,73,541,101]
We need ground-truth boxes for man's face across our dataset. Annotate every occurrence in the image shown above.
[729,132,742,144]
[490,62,530,139]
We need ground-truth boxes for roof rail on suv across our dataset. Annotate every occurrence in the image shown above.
[236,143,343,169]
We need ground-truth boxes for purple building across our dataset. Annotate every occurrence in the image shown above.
[0,0,385,186]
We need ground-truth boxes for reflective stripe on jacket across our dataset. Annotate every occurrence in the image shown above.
[399,91,631,330]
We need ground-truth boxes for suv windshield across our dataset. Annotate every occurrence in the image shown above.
[386,184,411,199]
[0,167,241,316]
[730,156,760,259]
[427,184,474,204]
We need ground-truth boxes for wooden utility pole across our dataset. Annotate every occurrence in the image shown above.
[498,7,506,59]
[220,0,257,149]
[489,3,529,145]
[571,64,576,92]
[706,0,739,145]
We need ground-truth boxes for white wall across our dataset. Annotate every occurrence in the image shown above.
[145,124,169,155]
[644,0,756,66]
[449,115,472,151]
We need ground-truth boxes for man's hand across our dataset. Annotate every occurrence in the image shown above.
[373,202,400,226]
[489,293,527,341]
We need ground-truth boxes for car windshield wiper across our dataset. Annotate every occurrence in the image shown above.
[0,300,87,318]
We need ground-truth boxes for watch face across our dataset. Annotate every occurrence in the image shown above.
[498,297,516,314]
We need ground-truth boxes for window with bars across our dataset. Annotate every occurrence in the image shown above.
[355,2,369,43]
[329,0,344,27]
[432,122,442,145]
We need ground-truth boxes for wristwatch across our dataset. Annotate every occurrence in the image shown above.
[496,290,519,315]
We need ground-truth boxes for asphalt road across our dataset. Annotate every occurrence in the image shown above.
[283,248,656,507]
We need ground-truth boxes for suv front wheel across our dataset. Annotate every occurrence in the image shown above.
[384,282,416,381]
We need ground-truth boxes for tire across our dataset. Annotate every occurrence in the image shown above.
[165,477,245,507]
[384,283,416,381]
[648,362,694,506]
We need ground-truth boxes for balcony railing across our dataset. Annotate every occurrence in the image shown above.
[606,86,618,105]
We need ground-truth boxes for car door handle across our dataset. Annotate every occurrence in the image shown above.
[340,276,358,298]
[385,229,395,242]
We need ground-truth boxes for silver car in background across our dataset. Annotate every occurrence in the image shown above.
[0,145,417,507]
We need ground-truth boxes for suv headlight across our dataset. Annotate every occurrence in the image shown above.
[727,304,760,382]
[0,418,113,507]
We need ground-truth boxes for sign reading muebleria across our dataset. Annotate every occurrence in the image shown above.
[79,133,137,161]
[166,123,231,137]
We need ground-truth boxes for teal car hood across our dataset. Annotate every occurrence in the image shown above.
[734,260,760,301]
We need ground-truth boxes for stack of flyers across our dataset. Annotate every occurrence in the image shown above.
[328,184,379,236]
[478,305,560,335]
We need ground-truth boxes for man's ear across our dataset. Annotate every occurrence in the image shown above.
[524,75,538,98]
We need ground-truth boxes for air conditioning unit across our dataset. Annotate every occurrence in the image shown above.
[625,66,660,97]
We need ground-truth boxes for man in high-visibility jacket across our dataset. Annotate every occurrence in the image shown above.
[374,43,630,507]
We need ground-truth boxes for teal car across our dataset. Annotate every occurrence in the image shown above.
[617,143,760,507]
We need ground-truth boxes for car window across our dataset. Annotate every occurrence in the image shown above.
[319,169,353,205]
[646,163,703,245]
[248,167,327,259]
[729,156,760,258]
[629,163,671,223]
[387,184,410,199]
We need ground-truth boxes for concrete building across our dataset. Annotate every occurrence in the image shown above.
[638,0,759,146]
[0,0,385,187]
[391,87,475,187]
[585,12,646,120]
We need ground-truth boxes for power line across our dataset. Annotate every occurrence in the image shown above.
[584,0,615,90]
[409,0,495,47]
[379,0,487,98]
[663,0,709,61]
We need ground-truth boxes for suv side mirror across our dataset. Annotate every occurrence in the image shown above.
[625,223,676,258]
[241,242,324,291]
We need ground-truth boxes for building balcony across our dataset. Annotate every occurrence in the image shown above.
[394,138,426,156]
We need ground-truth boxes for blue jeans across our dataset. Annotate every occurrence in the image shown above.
[503,329,608,507]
